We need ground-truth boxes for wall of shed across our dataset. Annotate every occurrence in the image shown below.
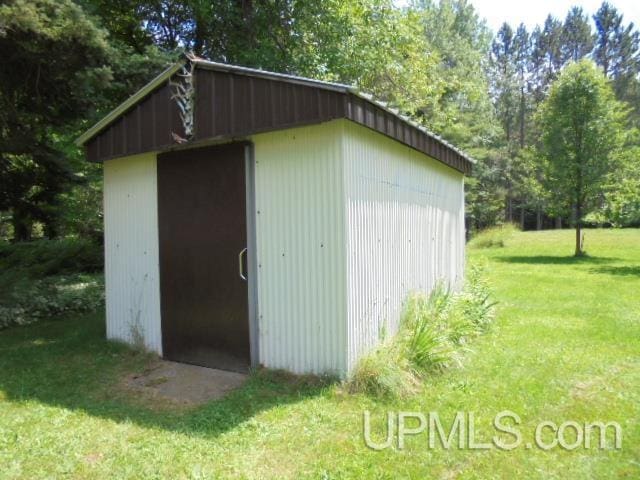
[342,121,465,372]
[103,153,162,354]
[251,121,347,375]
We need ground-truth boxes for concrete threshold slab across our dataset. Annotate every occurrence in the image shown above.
[126,360,247,406]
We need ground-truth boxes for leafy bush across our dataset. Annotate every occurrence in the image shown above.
[0,238,104,330]
[601,148,640,227]
[0,275,104,330]
[451,265,497,333]
[348,265,496,397]
[0,238,103,277]
[468,224,518,249]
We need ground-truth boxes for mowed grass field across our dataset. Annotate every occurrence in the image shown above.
[0,229,638,479]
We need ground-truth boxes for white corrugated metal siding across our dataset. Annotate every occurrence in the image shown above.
[342,121,465,371]
[101,119,464,376]
[251,122,348,375]
[103,153,162,354]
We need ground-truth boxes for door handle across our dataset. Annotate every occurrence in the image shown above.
[239,247,247,281]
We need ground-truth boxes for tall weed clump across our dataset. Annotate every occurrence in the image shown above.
[468,224,518,249]
[345,340,420,398]
[347,265,496,397]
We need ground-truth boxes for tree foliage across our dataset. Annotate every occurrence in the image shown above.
[0,0,638,241]
[602,144,640,227]
[0,0,112,240]
[485,2,639,231]
[0,0,174,241]
[537,60,627,255]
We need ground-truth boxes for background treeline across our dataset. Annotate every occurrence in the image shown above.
[1,0,639,244]
[486,3,640,231]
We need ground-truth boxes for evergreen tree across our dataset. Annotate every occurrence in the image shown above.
[593,2,640,120]
[561,6,594,63]
[0,0,112,240]
[594,2,623,76]
[513,23,530,149]
[491,23,517,144]
[531,15,564,94]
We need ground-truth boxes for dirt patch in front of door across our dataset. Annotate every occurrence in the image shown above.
[125,360,247,406]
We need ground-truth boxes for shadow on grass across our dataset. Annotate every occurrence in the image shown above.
[590,265,640,277]
[0,312,333,439]
[496,255,619,265]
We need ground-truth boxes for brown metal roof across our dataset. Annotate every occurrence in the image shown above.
[77,57,474,174]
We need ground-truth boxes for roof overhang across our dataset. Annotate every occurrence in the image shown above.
[76,56,475,172]
[75,60,186,146]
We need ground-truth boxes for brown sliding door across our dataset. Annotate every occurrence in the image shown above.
[157,142,250,372]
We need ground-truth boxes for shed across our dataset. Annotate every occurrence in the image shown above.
[77,56,473,376]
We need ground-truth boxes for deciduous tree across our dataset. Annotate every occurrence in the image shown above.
[537,60,627,255]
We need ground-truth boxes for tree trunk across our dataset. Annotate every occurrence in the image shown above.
[520,205,525,230]
[575,222,582,256]
[575,201,583,256]
[506,184,513,223]
[536,207,542,231]
[575,162,584,256]
[555,217,562,229]
[43,221,58,239]
[519,86,526,149]
[11,210,32,242]
[239,0,254,48]
[193,15,205,55]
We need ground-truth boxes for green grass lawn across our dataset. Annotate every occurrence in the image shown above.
[1,229,639,479]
